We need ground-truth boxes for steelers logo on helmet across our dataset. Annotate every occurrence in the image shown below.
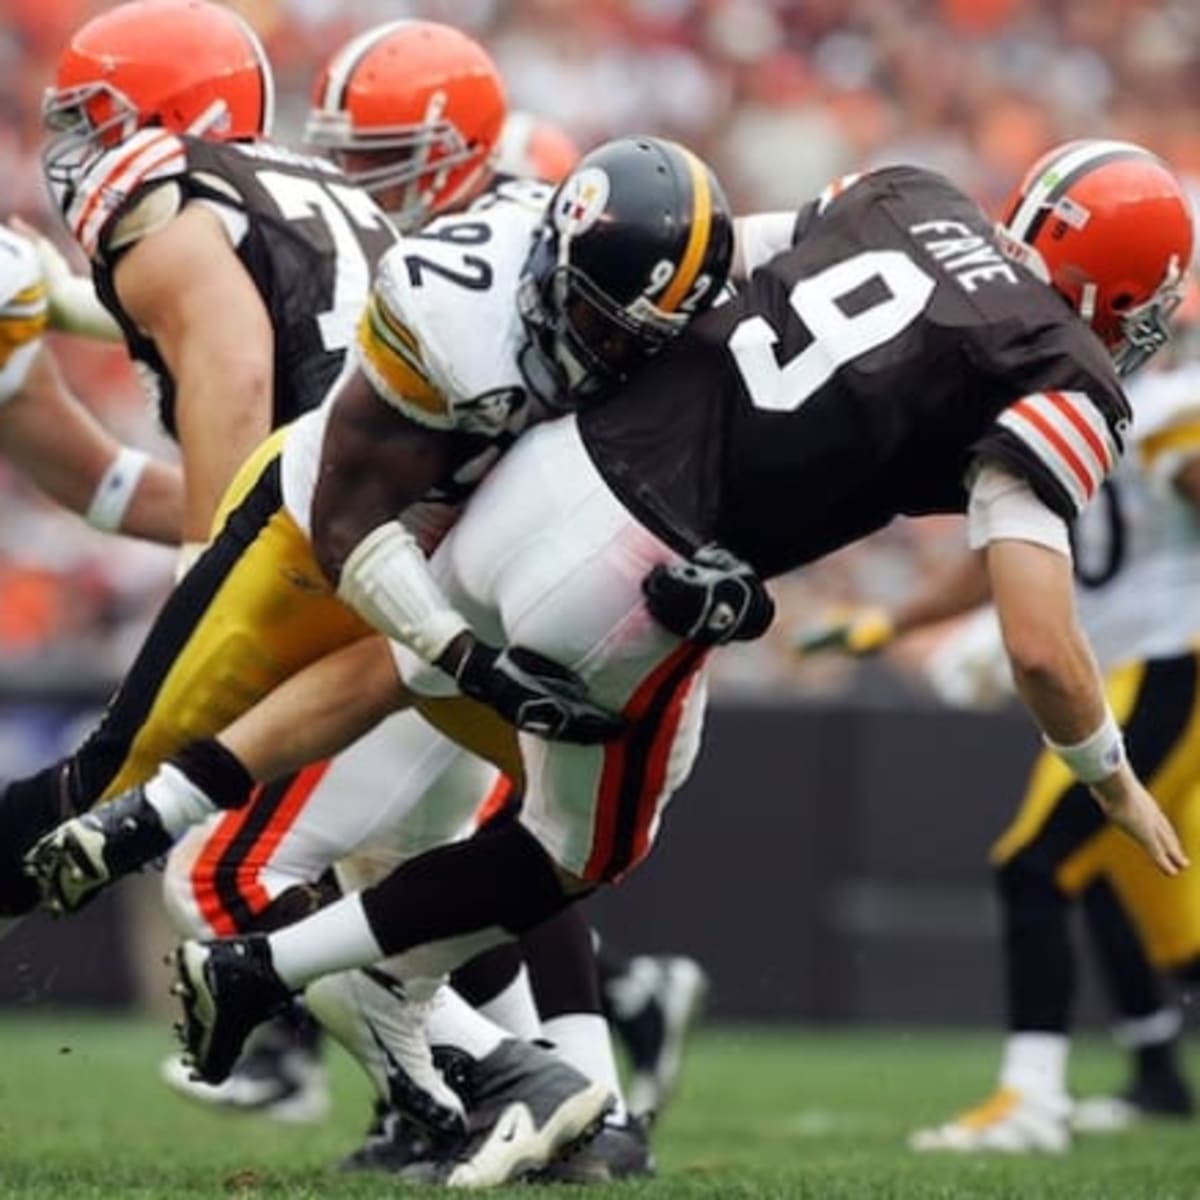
[516,135,734,411]
[553,167,611,237]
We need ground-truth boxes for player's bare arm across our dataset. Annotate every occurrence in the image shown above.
[0,345,182,544]
[986,536,1186,876]
[113,202,273,543]
[310,367,455,580]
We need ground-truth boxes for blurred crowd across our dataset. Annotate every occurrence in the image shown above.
[0,0,1197,697]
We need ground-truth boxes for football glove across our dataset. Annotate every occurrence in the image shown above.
[642,543,775,646]
[792,605,896,657]
[445,636,627,744]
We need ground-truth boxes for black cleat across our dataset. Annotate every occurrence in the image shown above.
[603,954,709,1121]
[172,935,292,1085]
[439,1038,613,1188]
[337,1101,440,1174]
[536,1114,656,1182]
[25,786,172,915]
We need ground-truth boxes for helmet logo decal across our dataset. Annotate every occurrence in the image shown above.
[1050,194,1089,231]
[553,166,609,236]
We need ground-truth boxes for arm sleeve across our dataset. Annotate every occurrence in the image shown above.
[973,389,1124,520]
[966,462,1071,556]
[0,233,47,406]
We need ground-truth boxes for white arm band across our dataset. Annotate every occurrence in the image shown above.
[966,462,1071,556]
[86,446,149,531]
[1044,707,1127,784]
[336,520,469,664]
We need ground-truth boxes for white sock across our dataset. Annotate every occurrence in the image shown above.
[267,894,383,989]
[426,985,506,1060]
[478,965,542,1040]
[999,1032,1069,1103]
[144,763,218,838]
[542,1013,627,1122]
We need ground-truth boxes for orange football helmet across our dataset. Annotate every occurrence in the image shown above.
[43,0,273,182]
[495,112,581,185]
[305,20,506,231]
[998,139,1194,376]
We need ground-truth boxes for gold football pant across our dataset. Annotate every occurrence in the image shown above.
[67,430,375,807]
[992,650,1200,969]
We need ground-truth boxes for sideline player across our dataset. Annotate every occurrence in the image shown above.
[799,335,1200,1151]
[144,142,1193,1119]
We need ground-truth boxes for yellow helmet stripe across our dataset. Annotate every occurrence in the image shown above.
[657,146,713,315]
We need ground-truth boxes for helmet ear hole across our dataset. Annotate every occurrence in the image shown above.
[1111,292,1134,312]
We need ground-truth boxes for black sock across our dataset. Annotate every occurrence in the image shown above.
[171,738,256,809]
[360,820,572,957]
[522,904,602,1020]
[1081,877,1168,1022]
[998,856,1074,1031]
[452,942,525,1008]
[0,764,72,916]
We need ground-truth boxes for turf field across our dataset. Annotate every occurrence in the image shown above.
[1,1015,1197,1199]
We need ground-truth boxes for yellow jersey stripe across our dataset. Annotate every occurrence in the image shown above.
[657,147,712,315]
[356,304,449,426]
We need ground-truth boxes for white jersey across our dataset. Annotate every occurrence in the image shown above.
[1073,360,1200,668]
[0,227,47,406]
[281,185,549,551]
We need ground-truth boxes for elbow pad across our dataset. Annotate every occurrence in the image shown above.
[336,520,468,663]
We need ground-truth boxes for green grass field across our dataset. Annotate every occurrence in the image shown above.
[0,1015,1197,1199]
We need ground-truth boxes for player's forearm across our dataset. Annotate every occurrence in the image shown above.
[219,637,408,781]
[1006,622,1107,745]
[117,458,183,545]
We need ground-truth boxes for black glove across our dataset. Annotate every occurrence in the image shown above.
[642,543,775,646]
[443,636,627,744]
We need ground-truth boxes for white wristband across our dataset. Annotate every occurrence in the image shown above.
[1044,708,1127,784]
[86,446,149,532]
[337,520,469,664]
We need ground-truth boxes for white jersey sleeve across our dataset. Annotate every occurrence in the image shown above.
[1132,361,1200,492]
[0,226,48,406]
[354,204,540,436]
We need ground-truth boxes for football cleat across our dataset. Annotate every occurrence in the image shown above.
[304,968,466,1144]
[440,1038,613,1188]
[337,1101,441,1174]
[24,786,172,915]
[1072,1068,1195,1133]
[603,954,709,1121]
[159,1008,329,1124]
[909,1086,1072,1153]
[172,935,292,1085]
[536,1114,656,1183]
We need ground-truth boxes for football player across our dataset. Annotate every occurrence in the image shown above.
[798,325,1200,1151]
[149,141,1193,1134]
[23,134,735,1184]
[0,221,180,544]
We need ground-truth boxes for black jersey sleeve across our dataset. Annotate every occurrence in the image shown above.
[972,388,1127,521]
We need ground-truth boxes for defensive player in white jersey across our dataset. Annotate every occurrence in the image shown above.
[0,223,180,543]
[796,348,1200,1151]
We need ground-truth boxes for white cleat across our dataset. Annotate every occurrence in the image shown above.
[909,1087,1071,1154]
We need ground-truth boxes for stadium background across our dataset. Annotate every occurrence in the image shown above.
[0,5,1198,1194]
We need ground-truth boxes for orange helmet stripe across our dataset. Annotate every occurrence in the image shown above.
[657,146,712,315]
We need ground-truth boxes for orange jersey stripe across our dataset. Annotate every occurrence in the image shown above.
[1013,400,1096,498]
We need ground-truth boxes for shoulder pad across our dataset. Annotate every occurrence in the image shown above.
[65,130,189,259]
[106,181,186,254]
[359,208,538,432]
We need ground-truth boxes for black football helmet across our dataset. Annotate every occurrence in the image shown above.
[517,135,734,407]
